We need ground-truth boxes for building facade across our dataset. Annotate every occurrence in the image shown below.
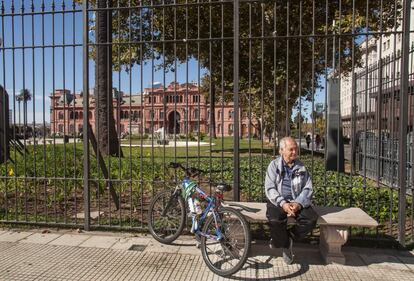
[340,3,414,138]
[50,82,257,138]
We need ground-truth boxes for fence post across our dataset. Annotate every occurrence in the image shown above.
[376,58,383,186]
[0,86,9,164]
[398,0,411,247]
[233,0,240,202]
[83,0,90,231]
[351,73,357,173]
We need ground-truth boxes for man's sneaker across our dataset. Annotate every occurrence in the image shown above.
[282,237,294,265]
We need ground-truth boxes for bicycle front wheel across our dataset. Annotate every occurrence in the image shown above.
[148,190,186,244]
[200,207,251,276]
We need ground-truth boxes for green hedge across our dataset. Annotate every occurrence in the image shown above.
[0,146,411,225]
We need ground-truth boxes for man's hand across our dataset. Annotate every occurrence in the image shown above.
[289,202,302,213]
[282,202,295,217]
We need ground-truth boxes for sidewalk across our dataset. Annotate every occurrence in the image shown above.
[0,228,413,280]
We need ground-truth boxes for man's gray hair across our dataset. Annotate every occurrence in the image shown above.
[279,137,297,151]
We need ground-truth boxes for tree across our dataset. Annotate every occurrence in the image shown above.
[77,0,400,141]
[293,112,305,129]
[312,109,325,135]
[74,0,122,156]
[93,0,121,156]
[200,76,217,138]
[16,89,31,130]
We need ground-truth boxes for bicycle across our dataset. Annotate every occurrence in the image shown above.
[148,162,251,276]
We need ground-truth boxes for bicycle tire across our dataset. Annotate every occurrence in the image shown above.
[200,207,251,276]
[148,190,186,244]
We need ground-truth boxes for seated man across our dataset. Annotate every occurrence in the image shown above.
[265,136,317,264]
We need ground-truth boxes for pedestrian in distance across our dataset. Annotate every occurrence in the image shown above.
[315,134,321,150]
[305,134,311,149]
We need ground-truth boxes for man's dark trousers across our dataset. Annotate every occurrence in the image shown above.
[266,201,318,248]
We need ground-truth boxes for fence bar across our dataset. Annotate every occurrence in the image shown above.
[233,0,240,201]
[82,0,90,231]
[398,0,412,247]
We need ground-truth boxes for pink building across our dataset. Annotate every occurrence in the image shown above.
[50,83,257,137]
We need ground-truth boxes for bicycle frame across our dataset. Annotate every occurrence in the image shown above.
[182,178,224,242]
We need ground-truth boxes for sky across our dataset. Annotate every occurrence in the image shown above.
[0,0,325,125]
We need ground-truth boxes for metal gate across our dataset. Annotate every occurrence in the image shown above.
[0,0,413,247]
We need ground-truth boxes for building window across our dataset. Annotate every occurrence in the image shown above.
[218,110,221,120]
[193,95,199,103]
[193,124,199,132]
[71,111,75,119]
[149,110,154,119]
[193,109,199,119]
[58,124,64,133]
[58,112,64,120]
[218,124,221,134]
[160,111,164,119]
[229,110,234,119]
[148,96,156,103]
[89,111,93,119]
[69,124,74,134]
[131,111,139,121]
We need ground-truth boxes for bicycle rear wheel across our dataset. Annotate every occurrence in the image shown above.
[148,189,186,244]
[200,207,251,276]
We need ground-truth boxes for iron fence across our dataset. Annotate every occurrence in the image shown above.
[0,0,413,247]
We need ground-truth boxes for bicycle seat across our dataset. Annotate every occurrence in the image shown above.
[216,183,232,192]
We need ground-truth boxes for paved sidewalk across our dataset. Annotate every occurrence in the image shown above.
[0,228,413,280]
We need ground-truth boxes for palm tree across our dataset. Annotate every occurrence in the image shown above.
[16,89,31,136]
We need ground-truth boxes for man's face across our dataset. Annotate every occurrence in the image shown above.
[280,139,298,164]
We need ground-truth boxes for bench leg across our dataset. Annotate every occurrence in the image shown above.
[319,225,348,264]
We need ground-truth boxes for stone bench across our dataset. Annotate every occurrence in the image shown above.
[223,201,378,265]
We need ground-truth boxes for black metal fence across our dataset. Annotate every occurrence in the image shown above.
[353,45,414,189]
[0,0,413,247]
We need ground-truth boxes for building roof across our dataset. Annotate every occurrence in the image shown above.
[51,91,144,108]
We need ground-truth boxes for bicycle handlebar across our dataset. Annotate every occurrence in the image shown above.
[168,162,205,177]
